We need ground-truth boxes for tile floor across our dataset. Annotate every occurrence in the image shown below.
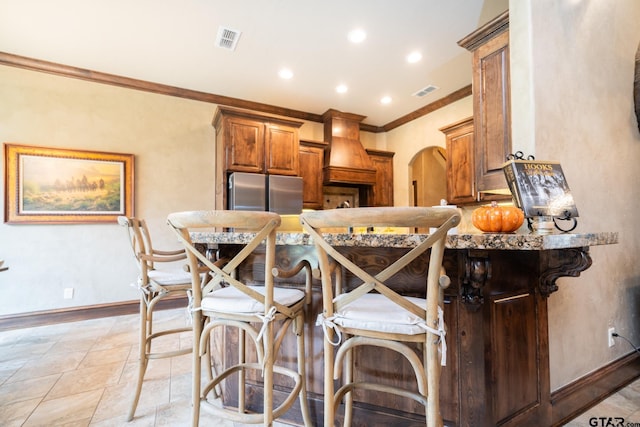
[0,308,637,426]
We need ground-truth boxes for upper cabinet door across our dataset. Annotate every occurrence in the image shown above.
[265,123,299,176]
[459,11,512,197]
[225,116,265,173]
[441,117,476,205]
[299,141,326,209]
[474,29,511,192]
[365,149,394,207]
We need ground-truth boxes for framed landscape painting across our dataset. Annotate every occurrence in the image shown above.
[4,144,134,224]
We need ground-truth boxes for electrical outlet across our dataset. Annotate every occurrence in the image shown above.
[63,288,74,299]
[608,327,616,347]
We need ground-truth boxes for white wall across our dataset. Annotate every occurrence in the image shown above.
[0,66,218,314]
[514,0,640,389]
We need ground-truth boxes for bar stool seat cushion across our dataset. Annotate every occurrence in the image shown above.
[147,268,193,286]
[202,285,305,313]
[332,293,429,335]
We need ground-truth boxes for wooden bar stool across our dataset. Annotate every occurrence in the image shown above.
[300,207,460,427]
[167,210,312,427]
[118,216,195,421]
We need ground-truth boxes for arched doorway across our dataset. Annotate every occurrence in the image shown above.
[409,146,447,207]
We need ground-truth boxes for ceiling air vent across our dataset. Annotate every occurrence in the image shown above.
[412,85,439,97]
[216,26,242,51]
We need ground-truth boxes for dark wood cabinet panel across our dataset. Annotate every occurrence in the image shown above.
[213,107,302,175]
[224,116,265,173]
[299,141,326,210]
[265,124,299,175]
[474,29,511,192]
[459,11,512,199]
[365,149,394,207]
[489,292,540,423]
[441,117,476,204]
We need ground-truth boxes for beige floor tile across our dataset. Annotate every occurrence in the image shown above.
[169,372,192,403]
[170,352,193,377]
[0,358,29,385]
[0,396,41,426]
[80,345,132,369]
[135,377,172,411]
[90,381,136,423]
[6,350,87,383]
[22,388,103,426]
[90,330,138,351]
[0,373,60,405]
[90,412,155,427]
[1,309,634,427]
[48,337,98,354]
[46,361,125,400]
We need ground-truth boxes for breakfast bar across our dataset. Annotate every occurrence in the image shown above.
[191,230,618,427]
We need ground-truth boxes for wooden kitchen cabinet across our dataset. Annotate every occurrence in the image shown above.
[440,117,476,205]
[218,114,265,173]
[365,149,394,207]
[213,107,302,176]
[459,11,511,195]
[212,107,303,210]
[299,140,327,210]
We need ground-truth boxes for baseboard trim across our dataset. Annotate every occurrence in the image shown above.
[551,351,640,426]
[0,295,189,331]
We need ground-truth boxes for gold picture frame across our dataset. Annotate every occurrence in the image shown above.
[4,144,134,224]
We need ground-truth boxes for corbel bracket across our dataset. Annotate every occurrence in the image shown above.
[462,250,491,308]
[539,247,592,297]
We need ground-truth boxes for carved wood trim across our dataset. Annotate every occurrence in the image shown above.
[458,10,509,51]
[0,51,323,123]
[462,250,491,307]
[539,248,593,297]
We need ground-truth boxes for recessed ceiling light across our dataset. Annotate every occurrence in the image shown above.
[380,96,392,105]
[278,68,293,79]
[336,84,348,94]
[407,51,422,63]
[348,28,366,43]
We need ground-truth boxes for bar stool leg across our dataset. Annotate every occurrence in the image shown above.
[127,294,149,421]
[296,314,312,426]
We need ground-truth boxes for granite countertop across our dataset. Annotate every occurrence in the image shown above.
[190,231,619,251]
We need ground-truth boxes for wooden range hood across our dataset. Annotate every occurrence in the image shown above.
[322,109,376,186]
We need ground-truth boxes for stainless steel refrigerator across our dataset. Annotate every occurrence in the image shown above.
[228,172,303,215]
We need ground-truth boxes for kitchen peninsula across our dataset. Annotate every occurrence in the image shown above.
[191,230,618,427]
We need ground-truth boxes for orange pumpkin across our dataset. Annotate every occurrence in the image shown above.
[472,201,524,233]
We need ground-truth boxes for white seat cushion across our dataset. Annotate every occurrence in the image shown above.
[332,293,428,335]
[148,268,192,286]
[201,285,305,313]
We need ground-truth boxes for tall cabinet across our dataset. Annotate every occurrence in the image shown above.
[299,140,327,210]
[458,10,511,195]
[365,149,394,207]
